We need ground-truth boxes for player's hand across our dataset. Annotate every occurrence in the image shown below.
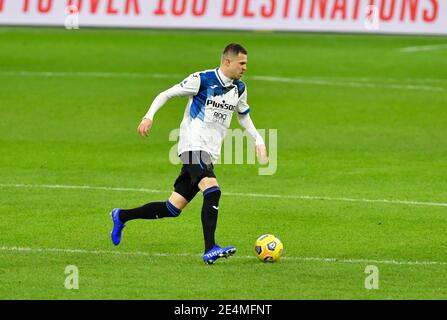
[256,144,268,164]
[138,118,153,137]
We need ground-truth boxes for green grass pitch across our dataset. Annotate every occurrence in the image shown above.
[0,27,446,300]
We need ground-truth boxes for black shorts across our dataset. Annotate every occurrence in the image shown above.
[173,151,216,202]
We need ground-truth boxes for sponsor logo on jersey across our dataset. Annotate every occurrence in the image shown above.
[206,99,236,111]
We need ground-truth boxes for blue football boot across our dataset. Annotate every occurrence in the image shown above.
[110,208,125,246]
[203,245,237,264]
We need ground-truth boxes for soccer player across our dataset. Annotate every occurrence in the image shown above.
[110,43,267,264]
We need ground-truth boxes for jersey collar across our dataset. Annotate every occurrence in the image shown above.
[216,68,233,87]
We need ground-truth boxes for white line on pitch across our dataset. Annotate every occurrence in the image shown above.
[304,76,446,84]
[251,75,445,92]
[399,44,447,53]
[0,183,446,208]
[0,70,444,92]
[0,70,183,79]
[1,246,446,266]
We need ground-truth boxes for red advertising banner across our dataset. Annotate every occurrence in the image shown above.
[0,0,445,35]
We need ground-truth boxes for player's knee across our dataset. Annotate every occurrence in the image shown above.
[203,186,221,199]
[169,192,189,210]
[198,177,219,192]
[165,200,182,217]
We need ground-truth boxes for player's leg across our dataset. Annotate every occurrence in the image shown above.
[187,151,221,254]
[110,166,199,246]
[168,192,189,210]
[110,193,186,246]
[119,191,187,222]
[192,151,236,264]
[198,177,221,253]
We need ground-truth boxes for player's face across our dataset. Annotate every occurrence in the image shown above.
[227,53,247,80]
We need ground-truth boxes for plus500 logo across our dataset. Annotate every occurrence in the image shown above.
[206,99,236,111]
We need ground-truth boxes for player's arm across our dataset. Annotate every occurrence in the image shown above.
[138,74,200,137]
[236,89,267,162]
[238,113,267,162]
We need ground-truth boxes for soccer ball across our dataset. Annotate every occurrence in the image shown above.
[254,234,284,262]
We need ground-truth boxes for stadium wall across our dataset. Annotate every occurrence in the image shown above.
[0,0,445,35]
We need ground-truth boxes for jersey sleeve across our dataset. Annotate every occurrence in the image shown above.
[175,73,201,96]
[143,73,200,120]
[236,86,250,115]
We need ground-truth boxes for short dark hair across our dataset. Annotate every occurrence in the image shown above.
[223,43,247,56]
